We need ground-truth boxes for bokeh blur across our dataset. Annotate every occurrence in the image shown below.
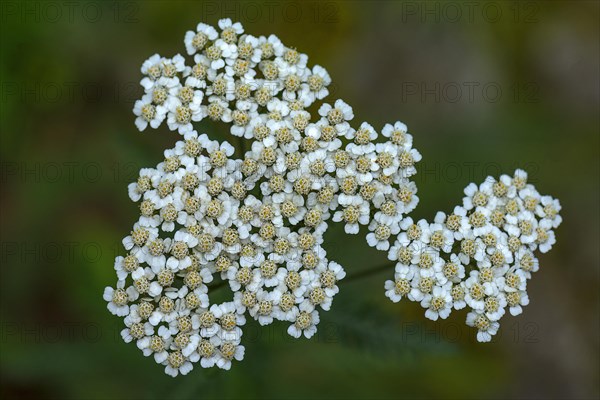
[1,1,598,399]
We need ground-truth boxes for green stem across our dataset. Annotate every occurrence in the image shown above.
[343,262,395,283]
[237,134,246,156]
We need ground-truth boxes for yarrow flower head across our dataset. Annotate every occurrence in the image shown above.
[384,170,562,342]
[107,19,422,376]
[107,19,561,375]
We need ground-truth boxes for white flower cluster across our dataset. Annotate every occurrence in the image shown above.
[106,19,423,376]
[384,169,562,342]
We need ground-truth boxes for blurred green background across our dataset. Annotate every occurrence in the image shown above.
[1,1,598,399]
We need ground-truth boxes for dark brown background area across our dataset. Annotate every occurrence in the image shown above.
[1,1,598,399]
